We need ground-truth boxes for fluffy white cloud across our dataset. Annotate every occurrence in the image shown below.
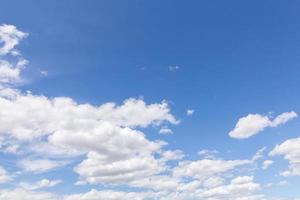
[200,176,263,200]
[75,151,165,185]
[0,24,28,86]
[0,24,270,200]
[19,179,62,190]
[0,188,57,200]
[0,94,177,141]
[262,160,274,170]
[63,176,263,200]
[48,121,164,159]
[0,24,27,56]
[0,60,25,84]
[0,166,12,183]
[0,40,178,186]
[270,137,300,176]
[159,127,173,134]
[160,149,185,161]
[64,189,154,200]
[229,111,297,139]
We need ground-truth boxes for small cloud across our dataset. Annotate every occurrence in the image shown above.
[262,160,274,170]
[160,150,184,161]
[169,65,180,71]
[159,127,173,135]
[19,179,62,190]
[278,180,288,186]
[3,144,21,155]
[186,109,195,116]
[229,111,297,139]
[198,149,218,159]
[39,70,48,76]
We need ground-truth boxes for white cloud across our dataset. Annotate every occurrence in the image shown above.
[198,149,218,159]
[20,179,62,190]
[0,24,28,86]
[0,84,177,186]
[0,166,12,183]
[130,175,180,191]
[0,60,21,83]
[39,70,48,76]
[18,159,66,173]
[64,176,264,200]
[0,59,27,85]
[0,94,177,141]
[262,160,274,170]
[64,189,153,200]
[270,137,300,176]
[98,98,178,127]
[159,127,173,134]
[0,24,27,56]
[3,144,20,154]
[48,121,164,159]
[229,111,297,139]
[271,111,298,127]
[173,158,252,180]
[200,176,263,200]
[202,176,224,189]
[160,150,184,161]
[186,109,194,116]
[0,188,57,200]
[0,24,270,200]
[252,147,267,162]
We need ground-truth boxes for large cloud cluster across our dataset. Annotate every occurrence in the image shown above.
[0,24,298,200]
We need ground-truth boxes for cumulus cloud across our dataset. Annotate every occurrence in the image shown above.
[160,149,185,161]
[0,94,177,141]
[0,60,25,84]
[200,176,263,200]
[65,175,263,200]
[74,151,166,185]
[64,189,153,200]
[0,24,27,56]
[0,24,28,86]
[229,111,297,139]
[0,188,57,200]
[0,24,269,200]
[270,137,300,176]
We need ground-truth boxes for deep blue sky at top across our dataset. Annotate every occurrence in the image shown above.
[0,0,300,157]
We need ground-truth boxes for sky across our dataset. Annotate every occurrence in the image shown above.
[0,1,300,199]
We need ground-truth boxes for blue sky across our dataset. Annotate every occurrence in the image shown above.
[0,1,300,199]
